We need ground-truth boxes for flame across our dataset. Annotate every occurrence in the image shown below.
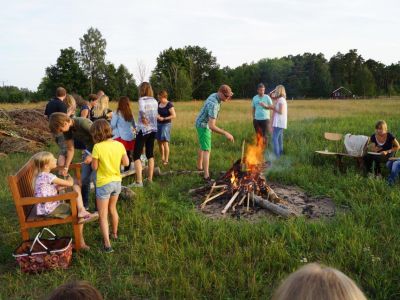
[230,172,238,188]
[245,134,265,168]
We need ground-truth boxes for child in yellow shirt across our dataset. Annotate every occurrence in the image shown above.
[90,119,129,253]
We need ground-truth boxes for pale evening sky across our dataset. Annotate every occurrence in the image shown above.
[0,0,399,90]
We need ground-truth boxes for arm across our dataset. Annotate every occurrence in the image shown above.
[160,107,177,122]
[53,175,74,188]
[91,158,99,171]
[121,154,129,167]
[61,139,75,176]
[381,138,400,155]
[80,109,89,118]
[208,118,234,142]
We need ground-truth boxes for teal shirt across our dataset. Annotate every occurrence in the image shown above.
[195,93,221,129]
[252,94,272,120]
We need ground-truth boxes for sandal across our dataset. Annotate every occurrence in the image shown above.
[163,161,169,165]
[78,213,99,224]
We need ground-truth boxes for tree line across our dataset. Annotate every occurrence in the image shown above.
[1,27,400,103]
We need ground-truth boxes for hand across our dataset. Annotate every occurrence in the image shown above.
[381,151,388,156]
[224,132,234,142]
[60,167,68,177]
[83,155,92,164]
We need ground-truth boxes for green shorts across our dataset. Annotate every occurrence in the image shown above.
[196,127,211,151]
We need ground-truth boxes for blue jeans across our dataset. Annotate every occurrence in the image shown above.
[273,127,284,158]
[81,152,96,209]
[387,160,400,185]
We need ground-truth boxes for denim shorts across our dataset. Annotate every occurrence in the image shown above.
[96,181,122,200]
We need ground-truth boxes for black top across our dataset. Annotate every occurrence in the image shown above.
[370,132,396,151]
[90,108,112,122]
[63,117,94,151]
[44,97,67,117]
[158,101,174,124]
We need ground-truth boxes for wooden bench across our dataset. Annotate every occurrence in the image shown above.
[7,160,84,250]
[315,132,369,171]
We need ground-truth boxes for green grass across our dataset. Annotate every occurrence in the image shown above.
[1,100,400,299]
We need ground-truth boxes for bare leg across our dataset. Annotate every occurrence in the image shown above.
[203,150,210,178]
[77,224,89,249]
[158,140,164,162]
[134,159,142,184]
[164,142,170,163]
[97,198,111,248]
[108,194,119,238]
[197,149,203,170]
[148,157,154,182]
[72,184,90,217]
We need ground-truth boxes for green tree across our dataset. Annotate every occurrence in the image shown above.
[80,27,107,93]
[37,47,89,99]
[354,65,376,97]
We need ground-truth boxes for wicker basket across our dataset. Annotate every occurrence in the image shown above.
[13,228,72,273]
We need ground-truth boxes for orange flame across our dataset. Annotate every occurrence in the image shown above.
[245,134,265,168]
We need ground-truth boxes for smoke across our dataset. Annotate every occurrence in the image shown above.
[263,149,292,175]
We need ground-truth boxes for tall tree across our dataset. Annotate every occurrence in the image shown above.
[354,65,376,97]
[80,27,107,93]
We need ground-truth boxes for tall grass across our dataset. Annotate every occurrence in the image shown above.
[0,99,400,299]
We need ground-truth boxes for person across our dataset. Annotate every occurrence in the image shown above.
[32,152,98,250]
[90,119,129,253]
[80,94,98,119]
[156,90,176,165]
[90,95,112,122]
[130,82,159,188]
[195,84,235,181]
[44,87,68,118]
[97,90,105,99]
[272,263,367,300]
[111,96,136,171]
[252,83,273,145]
[46,280,103,300]
[271,85,288,158]
[387,159,400,185]
[64,94,77,117]
[49,113,96,211]
[364,120,399,176]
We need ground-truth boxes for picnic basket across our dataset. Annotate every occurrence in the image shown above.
[12,228,72,273]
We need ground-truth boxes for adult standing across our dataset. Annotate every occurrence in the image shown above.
[80,94,98,119]
[156,90,176,165]
[271,85,288,158]
[90,95,112,122]
[252,83,273,145]
[130,82,158,188]
[195,84,235,181]
[49,113,96,211]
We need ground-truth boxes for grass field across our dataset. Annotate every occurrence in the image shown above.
[1,99,400,299]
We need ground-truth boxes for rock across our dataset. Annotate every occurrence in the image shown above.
[120,186,136,201]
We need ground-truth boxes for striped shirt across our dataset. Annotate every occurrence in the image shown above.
[195,93,221,129]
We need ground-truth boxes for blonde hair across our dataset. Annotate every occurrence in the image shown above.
[64,94,77,117]
[139,82,154,98]
[272,263,366,300]
[49,112,71,134]
[32,151,56,189]
[375,120,388,132]
[92,95,109,118]
[275,85,286,98]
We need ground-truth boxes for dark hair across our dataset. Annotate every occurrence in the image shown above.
[257,83,265,89]
[49,112,70,134]
[139,82,154,98]
[56,87,67,98]
[117,96,133,122]
[158,90,168,99]
[46,280,103,300]
[88,94,98,102]
[90,119,113,143]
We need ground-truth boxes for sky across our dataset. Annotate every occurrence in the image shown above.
[1,0,399,90]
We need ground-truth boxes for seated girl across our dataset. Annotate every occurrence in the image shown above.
[364,120,400,176]
[32,151,98,249]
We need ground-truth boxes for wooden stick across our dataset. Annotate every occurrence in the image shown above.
[246,192,250,211]
[213,184,228,189]
[204,182,216,202]
[200,190,227,209]
[238,194,247,206]
[241,140,246,164]
[253,195,295,218]
[221,191,240,214]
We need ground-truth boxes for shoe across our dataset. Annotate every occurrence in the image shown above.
[103,246,114,253]
[128,182,143,188]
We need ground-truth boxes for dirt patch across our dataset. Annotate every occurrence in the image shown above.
[0,108,52,154]
[193,182,335,221]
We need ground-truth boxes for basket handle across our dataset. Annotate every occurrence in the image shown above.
[29,228,57,254]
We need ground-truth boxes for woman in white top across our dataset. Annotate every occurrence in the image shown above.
[271,85,287,158]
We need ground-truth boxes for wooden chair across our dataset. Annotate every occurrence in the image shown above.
[7,160,84,250]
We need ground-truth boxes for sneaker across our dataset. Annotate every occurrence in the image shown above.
[103,246,114,253]
[128,182,143,188]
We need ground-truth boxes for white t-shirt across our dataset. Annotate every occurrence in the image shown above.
[272,97,287,129]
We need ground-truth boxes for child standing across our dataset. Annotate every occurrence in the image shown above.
[110,96,136,171]
[271,85,288,158]
[32,151,98,250]
[90,119,129,253]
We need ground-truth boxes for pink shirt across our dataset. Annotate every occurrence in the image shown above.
[34,172,60,215]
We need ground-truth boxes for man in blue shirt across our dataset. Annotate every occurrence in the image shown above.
[252,83,273,145]
[195,85,234,181]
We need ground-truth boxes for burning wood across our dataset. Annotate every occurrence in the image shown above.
[193,135,298,218]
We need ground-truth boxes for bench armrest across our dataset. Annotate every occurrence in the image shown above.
[54,163,82,172]
[19,191,79,206]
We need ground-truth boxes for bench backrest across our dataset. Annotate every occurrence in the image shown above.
[8,159,35,217]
